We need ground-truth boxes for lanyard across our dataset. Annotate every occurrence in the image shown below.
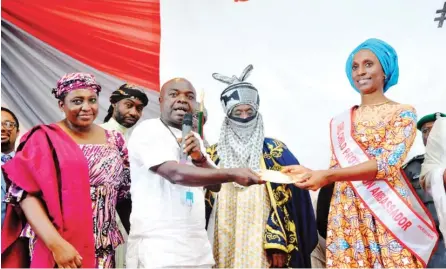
[159,118,194,208]
[159,119,182,148]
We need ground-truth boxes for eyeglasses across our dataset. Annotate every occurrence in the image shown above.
[1,121,17,130]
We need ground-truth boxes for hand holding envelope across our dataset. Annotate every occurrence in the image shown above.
[258,165,312,184]
[258,165,330,191]
[258,169,298,184]
[279,165,331,191]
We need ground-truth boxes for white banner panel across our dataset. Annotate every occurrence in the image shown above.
[160,0,446,169]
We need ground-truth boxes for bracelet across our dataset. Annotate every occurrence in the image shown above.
[192,154,207,165]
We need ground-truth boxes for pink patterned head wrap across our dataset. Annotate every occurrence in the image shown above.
[52,72,102,100]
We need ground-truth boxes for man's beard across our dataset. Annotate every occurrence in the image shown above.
[1,141,13,153]
[114,110,136,128]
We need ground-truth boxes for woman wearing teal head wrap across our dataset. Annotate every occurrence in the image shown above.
[346,38,399,93]
[281,39,434,268]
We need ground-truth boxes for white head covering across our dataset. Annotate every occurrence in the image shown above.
[213,64,260,116]
[420,117,446,246]
[213,65,264,189]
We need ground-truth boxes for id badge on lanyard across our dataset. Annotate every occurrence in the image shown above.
[176,149,194,208]
[160,118,195,209]
[181,189,194,208]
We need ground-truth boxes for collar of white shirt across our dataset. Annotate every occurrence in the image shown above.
[100,118,129,137]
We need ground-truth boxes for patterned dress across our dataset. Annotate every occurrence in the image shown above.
[5,130,130,269]
[326,103,423,268]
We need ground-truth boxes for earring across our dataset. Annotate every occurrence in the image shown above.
[384,75,387,80]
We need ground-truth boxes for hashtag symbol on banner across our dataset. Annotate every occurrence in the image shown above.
[434,2,446,28]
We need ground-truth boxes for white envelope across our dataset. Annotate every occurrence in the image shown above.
[259,169,299,184]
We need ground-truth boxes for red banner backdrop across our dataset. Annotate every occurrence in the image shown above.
[2,0,161,91]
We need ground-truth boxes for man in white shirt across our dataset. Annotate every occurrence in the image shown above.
[421,114,446,250]
[126,78,263,268]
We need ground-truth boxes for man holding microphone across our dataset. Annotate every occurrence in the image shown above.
[126,78,263,268]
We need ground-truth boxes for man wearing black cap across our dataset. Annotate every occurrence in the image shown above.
[101,83,149,140]
[402,112,446,268]
[100,83,149,268]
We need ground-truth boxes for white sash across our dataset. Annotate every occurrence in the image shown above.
[330,108,439,266]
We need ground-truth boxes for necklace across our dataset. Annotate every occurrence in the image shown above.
[159,119,181,148]
[159,118,194,208]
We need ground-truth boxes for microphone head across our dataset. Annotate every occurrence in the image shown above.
[182,113,193,126]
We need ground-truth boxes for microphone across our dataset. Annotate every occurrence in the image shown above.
[180,113,193,163]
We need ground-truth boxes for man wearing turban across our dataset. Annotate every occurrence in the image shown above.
[101,83,149,140]
[206,65,317,268]
[100,83,148,268]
